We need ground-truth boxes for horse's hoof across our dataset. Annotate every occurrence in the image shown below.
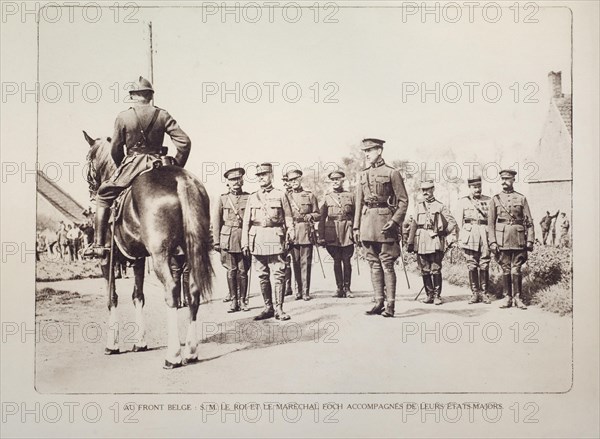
[132,345,148,352]
[163,360,182,370]
[104,348,120,355]
[182,357,199,366]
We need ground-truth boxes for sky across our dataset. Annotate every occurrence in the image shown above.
[30,3,572,208]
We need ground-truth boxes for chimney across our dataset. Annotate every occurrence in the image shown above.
[548,71,563,99]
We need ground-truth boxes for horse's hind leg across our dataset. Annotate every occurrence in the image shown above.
[131,259,147,351]
[183,269,200,364]
[101,259,119,354]
[152,253,182,368]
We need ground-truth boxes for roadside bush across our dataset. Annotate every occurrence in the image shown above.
[531,279,572,316]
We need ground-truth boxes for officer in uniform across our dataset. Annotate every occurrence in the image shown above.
[241,163,295,320]
[85,76,191,257]
[282,175,294,297]
[212,167,251,313]
[286,169,321,301]
[318,171,355,298]
[354,138,409,317]
[488,169,535,309]
[458,176,492,304]
[407,180,457,305]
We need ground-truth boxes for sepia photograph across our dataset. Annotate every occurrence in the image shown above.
[1,1,598,437]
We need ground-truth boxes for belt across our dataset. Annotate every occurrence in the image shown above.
[223,221,242,228]
[417,225,434,230]
[328,215,353,221]
[365,202,389,209]
[251,220,283,228]
[127,146,162,155]
[464,219,488,225]
[293,217,307,223]
[497,218,523,225]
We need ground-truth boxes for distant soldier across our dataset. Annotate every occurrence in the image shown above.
[558,212,570,248]
[318,171,355,298]
[282,175,294,297]
[407,180,457,305]
[67,223,83,262]
[539,210,559,245]
[488,169,535,309]
[458,176,492,304]
[286,169,320,301]
[241,163,295,321]
[354,138,409,317]
[213,167,251,312]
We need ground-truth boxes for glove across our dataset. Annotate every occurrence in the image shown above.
[526,242,534,252]
[407,243,415,253]
[213,243,221,253]
[304,214,314,222]
[287,229,296,243]
[242,246,251,258]
[489,243,498,254]
[353,230,361,246]
[381,220,396,234]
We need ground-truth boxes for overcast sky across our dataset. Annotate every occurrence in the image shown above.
[30,4,572,207]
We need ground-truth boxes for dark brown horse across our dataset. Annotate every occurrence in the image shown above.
[83,131,213,368]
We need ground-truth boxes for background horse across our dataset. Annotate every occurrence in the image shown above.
[83,131,213,368]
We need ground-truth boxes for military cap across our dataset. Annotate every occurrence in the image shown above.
[328,171,345,180]
[129,76,154,94]
[499,169,517,178]
[255,163,273,175]
[285,169,303,180]
[360,138,386,150]
[224,167,245,180]
[467,176,482,185]
[420,180,435,189]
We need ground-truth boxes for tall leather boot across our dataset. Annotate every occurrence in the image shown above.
[499,274,513,308]
[513,274,527,309]
[467,270,481,304]
[366,263,385,315]
[238,271,249,311]
[84,205,111,258]
[332,259,344,297]
[226,271,239,313]
[479,269,491,304]
[284,259,293,296]
[343,258,353,298]
[274,282,290,321]
[381,264,396,317]
[421,275,434,304]
[433,273,443,305]
[254,281,274,320]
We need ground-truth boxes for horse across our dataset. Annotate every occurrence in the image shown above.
[82,130,213,368]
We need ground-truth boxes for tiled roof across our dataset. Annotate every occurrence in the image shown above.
[553,95,572,136]
[37,171,87,223]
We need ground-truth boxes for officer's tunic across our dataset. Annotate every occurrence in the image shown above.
[487,190,535,274]
[97,102,191,208]
[458,195,491,271]
[288,188,320,297]
[354,158,409,266]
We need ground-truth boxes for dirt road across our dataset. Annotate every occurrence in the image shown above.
[35,254,572,394]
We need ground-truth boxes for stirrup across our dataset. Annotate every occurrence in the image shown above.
[83,244,109,258]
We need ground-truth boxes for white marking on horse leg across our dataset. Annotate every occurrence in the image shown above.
[106,307,119,351]
[183,319,198,361]
[133,298,146,349]
[165,306,181,365]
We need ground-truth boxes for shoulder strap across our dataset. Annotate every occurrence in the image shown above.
[494,194,518,221]
[132,107,161,145]
[288,192,301,214]
[327,193,342,208]
[226,194,243,220]
[468,196,488,219]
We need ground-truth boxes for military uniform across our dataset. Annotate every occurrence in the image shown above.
[318,171,355,298]
[488,169,535,309]
[354,139,409,317]
[212,168,251,312]
[281,176,294,296]
[407,181,457,305]
[88,77,191,256]
[286,169,320,301]
[458,177,492,304]
[241,163,295,320]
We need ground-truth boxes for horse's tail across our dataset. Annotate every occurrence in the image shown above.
[176,174,213,302]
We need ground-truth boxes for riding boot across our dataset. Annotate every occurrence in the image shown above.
[238,271,249,311]
[284,260,293,296]
[381,264,396,317]
[421,275,434,304]
[479,269,492,304]
[365,263,385,315]
[467,270,481,304]
[274,283,290,321]
[433,273,443,305]
[226,272,239,313]
[513,274,527,309]
[84,205,111,258]
[332,259,344,297]
[254,282,275,320]
[343,258,353,298]
[499,274,513,308]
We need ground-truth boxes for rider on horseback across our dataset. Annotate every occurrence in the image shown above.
[85,76,192,258]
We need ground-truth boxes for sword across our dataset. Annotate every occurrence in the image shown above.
[308,218,326,279]
[398,240,410,289]
[355,245,360,276]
